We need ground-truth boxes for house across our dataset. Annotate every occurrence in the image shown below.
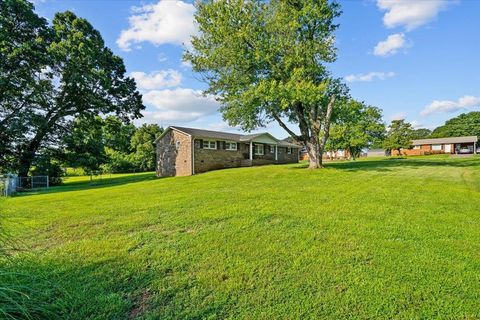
[155,126,300,176]
[393,136,479,156]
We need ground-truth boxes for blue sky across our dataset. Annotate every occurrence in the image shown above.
[33,0,480,138]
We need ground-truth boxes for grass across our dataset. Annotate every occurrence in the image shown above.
[1,156,480,319]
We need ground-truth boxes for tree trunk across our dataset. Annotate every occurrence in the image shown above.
[306,140,321,169]
[318,95,336,168]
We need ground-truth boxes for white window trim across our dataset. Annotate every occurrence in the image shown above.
[287,147,292,154]
[432,144,442,151]
[203,140,217,150]
[225,141,237,151]
[270,144,276,153]
[254,144,264,155]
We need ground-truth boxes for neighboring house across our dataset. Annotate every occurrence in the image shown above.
[156,126,300,176]
[392,136,479,156]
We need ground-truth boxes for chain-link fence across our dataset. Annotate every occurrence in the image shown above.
[16,176,49,191]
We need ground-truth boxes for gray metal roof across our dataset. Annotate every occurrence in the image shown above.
[412,136,478,145]
[159,126,299,147]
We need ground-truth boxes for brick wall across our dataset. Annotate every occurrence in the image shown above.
[156,130,192,177]
[194,140,248,173]
[277,146,299,163]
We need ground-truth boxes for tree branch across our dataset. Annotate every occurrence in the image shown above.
[272,113,301,141]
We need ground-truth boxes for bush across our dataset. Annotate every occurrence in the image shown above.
[101,149,137,173]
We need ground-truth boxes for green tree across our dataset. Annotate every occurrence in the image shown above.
[185,0,347,169]
[411,128,432,140]
[63,116,107,178]
[103,115,136,154]
[131,124,163,171]
[327,100,385,159]
[431,112,480,138]
[0,0,51,171]
[383,120,414,156]
[1,1,144,177]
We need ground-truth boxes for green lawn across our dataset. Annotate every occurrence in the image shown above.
[1,156,480,319]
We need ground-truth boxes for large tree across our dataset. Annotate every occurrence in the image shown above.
[411,128,432,140]
[326,100,385,159]
[431,112,480,138]
[383,120,414,156]
[63,116,107,179]
[0,0,51,171]
[185,0,346,168]
[0,0,144,176]
[131,124,163,171]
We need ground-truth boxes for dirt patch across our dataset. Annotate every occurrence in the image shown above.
[129,290,152,319]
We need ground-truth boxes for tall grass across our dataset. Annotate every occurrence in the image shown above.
[0,219,61,319]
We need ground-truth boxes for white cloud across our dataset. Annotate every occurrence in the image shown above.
[117,0,196,51]
[373,33,408,56]
[377,0,450,31]
[421,95,480,116]
[140,88,220,123]
[410,120,423,129]
[208,122,241,132]
[345,71,395,82]
[390,112,406,121]
[157,53,168,62]
[131,69,182,90]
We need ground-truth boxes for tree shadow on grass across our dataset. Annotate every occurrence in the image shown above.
[288,157,480,172]
[14,172,163,197]
[326,157,480,172]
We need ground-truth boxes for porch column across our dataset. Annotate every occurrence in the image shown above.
[249,141,253,160]
[275,145,278,161]
[475,141,477,154]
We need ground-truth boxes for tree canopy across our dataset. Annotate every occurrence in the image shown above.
[431,112,480,138]
[383,120,414,155]
[326,100,385,159]
[185,0,347,168]
[0,0,144,176]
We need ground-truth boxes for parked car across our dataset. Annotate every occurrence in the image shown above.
[458,148,471,154]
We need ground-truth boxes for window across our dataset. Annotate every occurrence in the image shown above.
[270,145,276,153]
[287,147,292,154]
[203,140,217,150]
[254,144,264,155]
[432,144,442,151]
[413,145,420,150]
[225,141,237,151]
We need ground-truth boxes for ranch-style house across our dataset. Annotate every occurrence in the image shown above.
[156,126,300,177]
[393,136,479,156]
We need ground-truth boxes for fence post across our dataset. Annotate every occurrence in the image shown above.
[46,175,49,188]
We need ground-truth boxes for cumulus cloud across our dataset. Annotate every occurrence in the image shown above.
[140,88,220,123]
[131,69,182,90]
[421,95,480,116]
[345,71,395,82]
[377,0,450,31]
[373,33,408,56]
[208,122,241,132]
[117,0,196,51]
[390,112,407,121]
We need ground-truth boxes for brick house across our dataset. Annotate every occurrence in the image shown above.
[392,136,479,156]
[156,126,300,176]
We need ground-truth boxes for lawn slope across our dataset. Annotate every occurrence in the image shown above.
[1,156,480,319]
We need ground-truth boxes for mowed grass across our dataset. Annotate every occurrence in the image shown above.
[1,156,480,319]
